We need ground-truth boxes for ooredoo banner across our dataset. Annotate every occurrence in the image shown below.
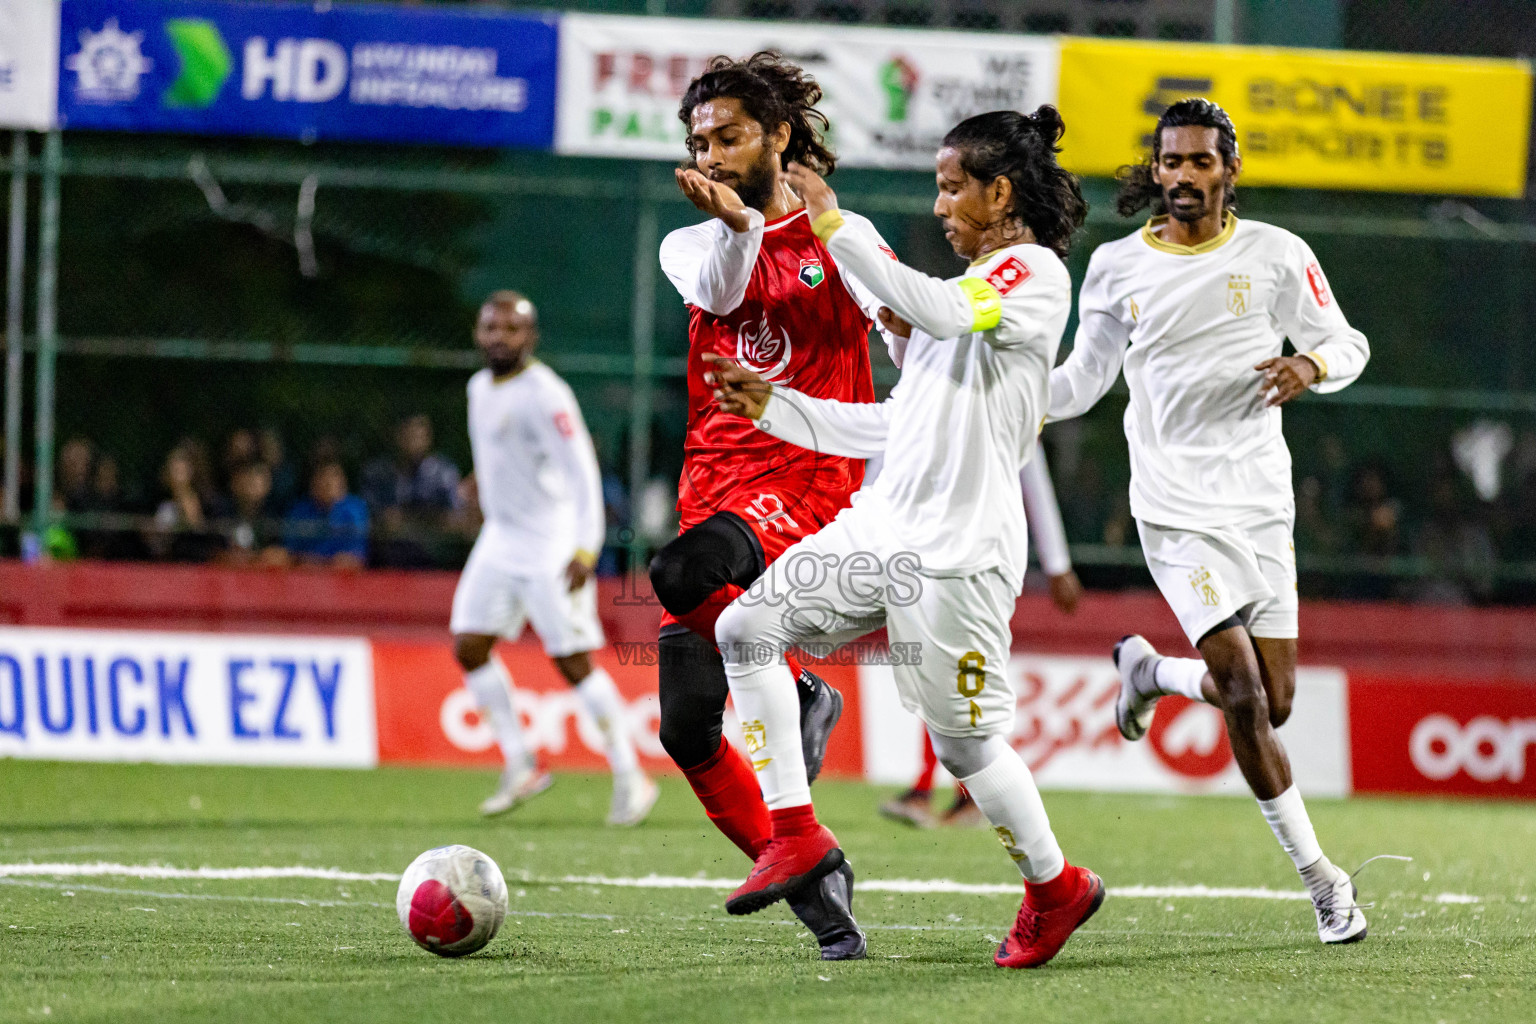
[0,626,376,767]
[0,0,60,130]
[57,0,557,147]
[1056,36,1533,198]
[554,13,1058,168]
[860,655,1351,797]
[1348,674,1536,798]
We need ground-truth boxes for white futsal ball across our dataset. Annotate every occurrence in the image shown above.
[396,844,509,957]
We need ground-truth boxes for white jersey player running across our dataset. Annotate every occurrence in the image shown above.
[1047,100,1373,943]
[451,291,657,826]
[707,108,1104,970]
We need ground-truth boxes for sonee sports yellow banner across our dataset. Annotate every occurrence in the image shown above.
[1057,38,1532,198]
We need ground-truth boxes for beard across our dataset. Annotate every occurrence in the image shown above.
[716,149,777,211]
[1162,185,1210,223]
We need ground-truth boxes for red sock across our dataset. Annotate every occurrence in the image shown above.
[769,802,820,840]
[681,738,771,860]
[1025,861,1080,910]
[914,732,939,793]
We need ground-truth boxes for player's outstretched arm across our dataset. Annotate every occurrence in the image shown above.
[703,353,892,458]
[534,383,604,590]
[1020,452,1080,614]
[1047,254,1129,422]
[786,163,995,342]
[1265,239,1371,402]
[658,170,766,316]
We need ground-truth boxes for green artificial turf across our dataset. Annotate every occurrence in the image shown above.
[0,760,1531,1023]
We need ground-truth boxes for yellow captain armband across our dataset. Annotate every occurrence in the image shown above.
[573,548,599,569]
[810,208,845,242]
[959,277,1004,333]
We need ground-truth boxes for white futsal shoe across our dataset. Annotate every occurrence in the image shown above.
[1311,861,1369,944]
[1111,634,1164,741]
[480,763,554,816]
[607,770,660,827]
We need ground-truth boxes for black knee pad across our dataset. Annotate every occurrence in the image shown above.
[657,628,731,770]
[648,512,763,617]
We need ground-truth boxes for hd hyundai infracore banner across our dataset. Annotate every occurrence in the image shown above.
[55,0,558,147]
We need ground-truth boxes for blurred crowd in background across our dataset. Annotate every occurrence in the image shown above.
[5,409,1535,608]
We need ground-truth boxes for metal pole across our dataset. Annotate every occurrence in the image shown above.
[1213,0,1237,43]
[626,165,659,572]
[32,130,60,534]
[4,132,26,523]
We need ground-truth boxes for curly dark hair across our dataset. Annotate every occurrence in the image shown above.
[1115,97,1239,218]
[940,105,1087,258]
[678,52,837,175]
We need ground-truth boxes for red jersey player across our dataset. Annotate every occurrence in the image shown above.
[650,53,896,961]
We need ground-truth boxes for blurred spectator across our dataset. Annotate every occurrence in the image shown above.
[1407,473,1497,605]
[214,460,288,567]
[284,460,369,568]
[76,453,144,560]
[145,441,222,561]
[221,428,259,488]
[361,413,461,567]
[1344,461,1402,558]
[258,427,300,508]
[57,437,95,512]
[1294,475,1342,556]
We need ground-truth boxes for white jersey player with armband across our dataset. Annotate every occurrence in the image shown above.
[1046,100,1374,944]
[705,108,1105,971]
[450,291,657,827]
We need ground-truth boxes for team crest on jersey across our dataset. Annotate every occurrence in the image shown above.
[1306,261,1332,307]
[798,258,825,289]
[986,255,1032,295]
[1226,274,1251,315]
[736,315,794,382]
[1189,567,1221,608]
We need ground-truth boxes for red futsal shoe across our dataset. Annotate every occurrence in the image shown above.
[994,865,1105,969]
[726,825,844,916]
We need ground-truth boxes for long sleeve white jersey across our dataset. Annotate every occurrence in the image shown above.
[755,211,1072,588]
[1049,214,1369,529]
[466,362,605,575]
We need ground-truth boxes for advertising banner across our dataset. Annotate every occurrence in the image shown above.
[0,626,376,767]
[0,0,60,130]
[555,13,1057,168]
[57,0,557,147]
[861,654,1352,797]
[1056,37,1532,198]
[1348,674,1536,799]
[370,637,865,777]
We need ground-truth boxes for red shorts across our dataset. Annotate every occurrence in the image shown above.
[659,475,853,630]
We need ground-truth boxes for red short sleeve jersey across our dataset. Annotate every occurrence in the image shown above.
[676,209,875,529]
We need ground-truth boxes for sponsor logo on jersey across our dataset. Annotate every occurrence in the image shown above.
[736,316,793,382]
[553,411,575,438]
[744,492,800,534]
[797,258,825,289]
[986,255,1032,295]
[1306,260,1332,307]
[1226,273,1250,315]
[878,244,898,261]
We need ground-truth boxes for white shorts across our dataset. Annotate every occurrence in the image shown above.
[449,540,604,658]
[729,503,1018,738]
[1137,508,1298,648]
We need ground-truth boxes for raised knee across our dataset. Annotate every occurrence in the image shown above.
[649,542,703,616]
[453,634,492,672]
[1217,673,1271,734]
[1268,693,1293,728]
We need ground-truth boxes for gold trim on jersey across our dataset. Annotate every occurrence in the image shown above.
[1141,211,1237,255]
[1300,350,1330,381]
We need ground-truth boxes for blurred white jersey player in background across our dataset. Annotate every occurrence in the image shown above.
[450,291,657,826]
[1046,100,1373,943]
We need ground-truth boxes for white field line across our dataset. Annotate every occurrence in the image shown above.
[0,863,1482,904]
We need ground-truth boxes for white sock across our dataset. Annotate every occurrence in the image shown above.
[959,746,1065,883]
[722,657,810,810]
[575,667,639,775]
[465,658,532,772]
[1257,784,1326,873]
[1153,657,1210,702]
